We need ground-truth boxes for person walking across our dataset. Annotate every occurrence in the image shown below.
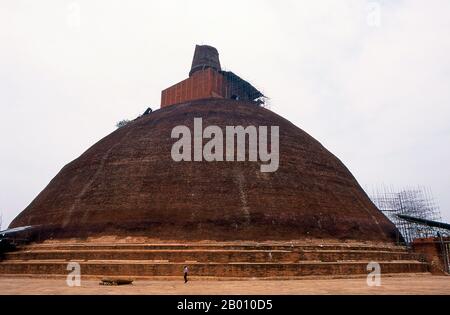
[183,265,189,283]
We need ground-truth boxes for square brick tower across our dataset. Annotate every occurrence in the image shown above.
[161,45,265,108]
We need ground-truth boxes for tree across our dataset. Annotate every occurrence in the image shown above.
[116,119,131,129]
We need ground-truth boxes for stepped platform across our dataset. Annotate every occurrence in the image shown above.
[0,241,429,279]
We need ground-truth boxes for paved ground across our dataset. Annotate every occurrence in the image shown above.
[0,274,449,295]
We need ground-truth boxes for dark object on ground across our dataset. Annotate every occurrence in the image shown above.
[99,278,134,286]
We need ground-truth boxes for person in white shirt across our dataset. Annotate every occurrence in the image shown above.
[183,265,189,283]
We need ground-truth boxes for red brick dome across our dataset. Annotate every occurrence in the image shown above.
[10,99,398,242]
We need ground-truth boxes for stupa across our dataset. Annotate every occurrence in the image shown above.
[1,45,428,279]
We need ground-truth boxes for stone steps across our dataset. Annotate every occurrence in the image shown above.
[4,249,420,263]
[0,242,427,278]
[17,243,408,252]
[0,272,433,281]
[0,260,428,277]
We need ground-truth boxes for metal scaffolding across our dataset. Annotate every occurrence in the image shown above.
[369,185,446,245]
[220,70,268,107]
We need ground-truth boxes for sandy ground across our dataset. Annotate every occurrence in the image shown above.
[0,274,449,295]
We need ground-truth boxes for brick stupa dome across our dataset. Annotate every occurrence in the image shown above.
[10,99,398,242]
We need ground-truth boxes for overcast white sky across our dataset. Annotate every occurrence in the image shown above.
[1,0,449,229]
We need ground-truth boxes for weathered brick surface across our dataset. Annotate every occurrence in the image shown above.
[0,242,428,278]
[10,99,398,242]
[0,261,428,278]
[4,248,419,262]
[412,238,449,274]
[161,68,226,107]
